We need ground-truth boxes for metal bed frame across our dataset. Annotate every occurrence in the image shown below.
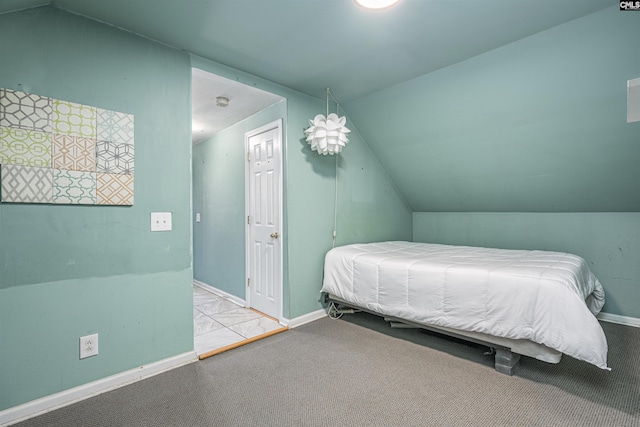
[324,293,521,375]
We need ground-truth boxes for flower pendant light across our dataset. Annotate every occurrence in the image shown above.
[305,89,350,155]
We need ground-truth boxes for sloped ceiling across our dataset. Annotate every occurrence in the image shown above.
[5,0,634,212]
[31,0,611,103]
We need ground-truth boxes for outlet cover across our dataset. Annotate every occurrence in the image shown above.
[80,333,99,359]
[151,212,172,231]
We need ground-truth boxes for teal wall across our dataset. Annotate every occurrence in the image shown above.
[192,101,286,298]
[285,100,413,317]
[344,7,640,320]
[0,7,193,410]
[345,7,640,213]
[413,213,640,319]
[191,56,413,319]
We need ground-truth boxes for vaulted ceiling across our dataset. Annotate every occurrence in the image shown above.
[1,0,611,102]
[4,0,636,213]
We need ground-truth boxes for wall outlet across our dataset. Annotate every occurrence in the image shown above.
[80,334,99,359]
[151,212,172,231]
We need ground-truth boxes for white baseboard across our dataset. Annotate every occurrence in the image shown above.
[193,280,328,328]
[193,280,246,308]
[0,351,197,426]
[282,308,327,328]
[597,312,640,328]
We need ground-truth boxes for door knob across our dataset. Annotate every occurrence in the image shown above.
[270,232,279,239]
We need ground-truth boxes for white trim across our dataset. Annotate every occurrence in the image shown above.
[193,280,246,308]
[597,312,640,328]
[0,351,197,426]
[281,309,328,329]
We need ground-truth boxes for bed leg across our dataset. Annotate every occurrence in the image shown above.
[494,348,520,375]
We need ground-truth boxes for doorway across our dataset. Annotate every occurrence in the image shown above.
[191,68,286,354]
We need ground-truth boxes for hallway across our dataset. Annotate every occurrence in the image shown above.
[193,283,287,358]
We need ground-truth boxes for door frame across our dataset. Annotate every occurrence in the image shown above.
[244,118,284,320]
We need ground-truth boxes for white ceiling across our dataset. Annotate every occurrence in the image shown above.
[191,68,284,144]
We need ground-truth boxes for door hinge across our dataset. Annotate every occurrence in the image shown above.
[247,278,250,287]
[247,151,251,161]
[247,215,250,225]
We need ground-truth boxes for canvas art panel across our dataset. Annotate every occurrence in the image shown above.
[0,88,134,206]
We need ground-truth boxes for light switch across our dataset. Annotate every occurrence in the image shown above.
[151,212,172,231]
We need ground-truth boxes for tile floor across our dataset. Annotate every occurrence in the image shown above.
[193,283,286,357]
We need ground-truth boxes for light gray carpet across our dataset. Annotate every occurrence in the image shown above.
[13,313,640,426]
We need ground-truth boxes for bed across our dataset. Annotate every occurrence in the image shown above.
[321,241,609,374]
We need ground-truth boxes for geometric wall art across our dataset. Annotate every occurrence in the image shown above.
[0,164,53,204]
[0,88,134,205]
[96,173,134,205]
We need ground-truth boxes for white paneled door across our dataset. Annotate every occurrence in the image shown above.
[245,120,282,320]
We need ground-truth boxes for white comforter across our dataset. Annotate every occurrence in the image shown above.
[321,241,609,370]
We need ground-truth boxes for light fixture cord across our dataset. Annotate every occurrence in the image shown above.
[326,87,330,117]
[327,88,340,115]
[333,152,339,248]
[326,88,341,248]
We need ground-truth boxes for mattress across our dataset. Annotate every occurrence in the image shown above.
[321,241,609,370]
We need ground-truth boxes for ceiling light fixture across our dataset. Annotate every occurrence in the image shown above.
[354,0,400,10]
[305,88,350,156]
[216,96,229,107]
